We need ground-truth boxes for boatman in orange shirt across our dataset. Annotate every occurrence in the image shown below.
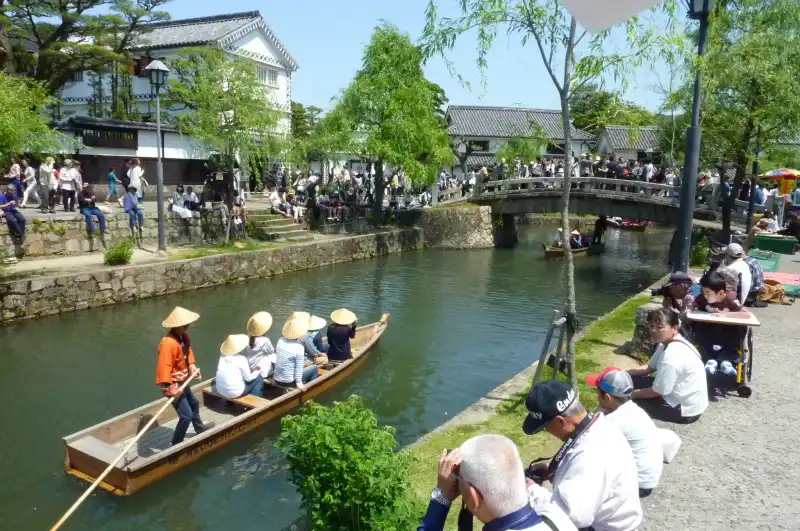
[156,306,213,446]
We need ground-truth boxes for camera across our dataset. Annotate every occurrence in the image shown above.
[524,460,549,485]
[650,287,665,297]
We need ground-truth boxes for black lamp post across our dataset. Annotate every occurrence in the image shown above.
[145,59,170,254]
[673,0,714,272]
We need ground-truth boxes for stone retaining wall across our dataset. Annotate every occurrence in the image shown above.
[1,209,228,257]
[0,229,423,323]
[399,206,494,249]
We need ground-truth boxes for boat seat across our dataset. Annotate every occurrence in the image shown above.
[70,435,121,465]
[202,386,271,409]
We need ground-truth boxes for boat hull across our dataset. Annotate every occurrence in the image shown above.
[64,317,388,496]
[542,243,604,258]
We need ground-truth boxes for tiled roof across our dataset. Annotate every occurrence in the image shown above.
[130,12,258,49]
[446,105,594,141]
[602,125,661,151]
[129,11,298,70]
[466,152,497,168]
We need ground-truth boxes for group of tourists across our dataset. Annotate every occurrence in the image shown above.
[155,305,359,446]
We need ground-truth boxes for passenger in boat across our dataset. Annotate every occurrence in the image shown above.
[246,311,276,377]
[274,317,318,390]
[294,312,328,365]
[327,308,358,362]
[568,230,583,249]
[552,228,563,248]
[214,334,265,399]
[308,314,330,355]
[156,307,213,445]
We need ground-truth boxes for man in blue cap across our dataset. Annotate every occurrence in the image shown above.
[523,380,641,531]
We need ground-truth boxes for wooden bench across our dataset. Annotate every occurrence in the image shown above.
[70,435,122,465]
[202,386,271,409]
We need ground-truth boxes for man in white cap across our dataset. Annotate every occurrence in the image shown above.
[522,380,641,531]
[722,243,752,303]
[587,367,663,498]
[156,306,212,445]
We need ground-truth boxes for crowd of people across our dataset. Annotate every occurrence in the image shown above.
[155,306,359,446]
[418,240,770,531]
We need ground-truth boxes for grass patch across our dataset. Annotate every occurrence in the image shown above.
[404,293,651,530]
[171,240,281,260]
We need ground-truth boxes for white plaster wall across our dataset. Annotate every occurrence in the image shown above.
[62,130,209,160]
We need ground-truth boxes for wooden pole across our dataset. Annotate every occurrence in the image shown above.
[49,371,199,531]
[533,309,561,387]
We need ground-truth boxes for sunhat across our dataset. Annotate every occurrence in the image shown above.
[162,306,200,328]
[247,311,273,336]
[282,318,308,340]
[220,334,249,356]
[331,308,357,326]
[308,315,327,331]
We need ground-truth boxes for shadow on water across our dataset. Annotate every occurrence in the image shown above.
[0,224,671,530]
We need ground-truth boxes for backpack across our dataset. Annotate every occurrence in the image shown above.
[759,279,792,305]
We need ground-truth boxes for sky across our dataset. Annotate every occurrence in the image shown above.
[162,0,677,114]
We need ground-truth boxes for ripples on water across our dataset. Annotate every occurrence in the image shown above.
[0,225,671,530]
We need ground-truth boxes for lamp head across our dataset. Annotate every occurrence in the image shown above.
[145,59,170,87]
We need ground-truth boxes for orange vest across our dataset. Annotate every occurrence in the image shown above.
[155,334,196,385]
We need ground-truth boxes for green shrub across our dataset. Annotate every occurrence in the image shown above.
[104,238,135,265]
[276,396,420,531]
[689,237,710,268]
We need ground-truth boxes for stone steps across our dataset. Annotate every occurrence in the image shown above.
[250,218,296,229]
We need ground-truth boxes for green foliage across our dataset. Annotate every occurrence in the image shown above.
[104,237,135,266]
[496,133,548,164]
[291,101,312,139]
[689,237,710,268]
[761,145,800,173]
[333,22,453,186]
[2,0,170,93]
[0,73,61,165]
[569,83,657,137]
[276,395,420,531]
[164,48,281,172]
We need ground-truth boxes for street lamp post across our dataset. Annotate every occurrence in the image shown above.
[145,60,170,254]
[673,0,714,272]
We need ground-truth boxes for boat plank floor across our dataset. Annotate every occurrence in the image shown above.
[112,406,238,464]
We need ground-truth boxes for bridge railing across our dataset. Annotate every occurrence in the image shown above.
[432,186,466,206]
[473,176,769,219]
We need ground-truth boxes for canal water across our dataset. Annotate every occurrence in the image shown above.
[0,226,670,530]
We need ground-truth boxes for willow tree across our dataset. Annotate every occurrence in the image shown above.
[421,0,673,389]
[333,22,453,217]
[0,73,61,164]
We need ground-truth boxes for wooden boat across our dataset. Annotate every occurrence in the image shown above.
[542,243,605,258]
[62,315,390,496]
[618,220,649,232]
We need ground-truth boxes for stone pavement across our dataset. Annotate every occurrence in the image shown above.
[643,253,800,530]
[7,248,170,276]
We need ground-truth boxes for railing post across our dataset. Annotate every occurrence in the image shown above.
[431,187,439,206]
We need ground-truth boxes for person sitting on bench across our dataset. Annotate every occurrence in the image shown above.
[214,334,265,399]
[327,308,358,362]
[274,317,318,390]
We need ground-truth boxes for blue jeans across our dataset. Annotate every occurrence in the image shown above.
[81,207,106,232]
[3,210,25,241]
[171,387,206,445]
[303,365,318,383]
[241,377,265,398]
[127,208,144,228]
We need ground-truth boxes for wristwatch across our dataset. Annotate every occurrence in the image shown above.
[431,487,452,507]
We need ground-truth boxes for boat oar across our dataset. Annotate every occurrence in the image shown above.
[50,371,199,531]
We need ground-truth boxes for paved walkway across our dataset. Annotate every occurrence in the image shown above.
[643,254,800,530]
[7,248,171,275]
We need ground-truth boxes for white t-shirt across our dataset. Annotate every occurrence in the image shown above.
[727,258,752,298]
[245,336,275,378]
[214,354,260,398]
[606,401,664,489]
[649,336,708,417]
[528,414,642,531]
[128,166,143,193]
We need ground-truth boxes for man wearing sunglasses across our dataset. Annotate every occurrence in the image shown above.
[418,434,576,531]
[523,380,642,531]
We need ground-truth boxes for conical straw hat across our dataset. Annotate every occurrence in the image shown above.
[331,308,357,326]
[162,306,200,328]
[308,315,327,331]
[220,334,249,356]
[570,230,581,236]
[247,311,273,336]
[282,318,308,340]
[288,311,310,324]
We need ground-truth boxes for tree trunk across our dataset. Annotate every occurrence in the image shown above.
[720,151,749,241]
[373,160,384,223]
[560,17,578,392]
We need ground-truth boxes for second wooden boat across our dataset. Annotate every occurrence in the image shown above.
[62,315,390,496]
[542,243,605,258]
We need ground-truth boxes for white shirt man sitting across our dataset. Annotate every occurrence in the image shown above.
[723,243,752,302]
[523,380,642,531]
[418,434,576,531]
[587,367,663,498]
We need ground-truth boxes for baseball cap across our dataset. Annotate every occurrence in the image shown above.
[586,367,633,398]
[726,243,744,258]
[522,380,577,435]
[662,271,692,288]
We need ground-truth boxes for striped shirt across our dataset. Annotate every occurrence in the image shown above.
[274,338,305,385]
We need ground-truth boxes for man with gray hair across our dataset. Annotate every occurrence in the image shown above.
[418,434,576,531]
[523,380,641,531]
